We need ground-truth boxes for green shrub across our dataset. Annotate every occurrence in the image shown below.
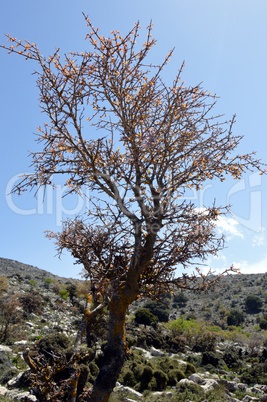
[144,301,169,322]
[44,277,53,288]
[36,332,71,361]
[245,294,263,314]
[173,292,188,307]
[192,331,217,352]
[65,283,78,303]
[123,369,136,387]
[135,308,158,326]
[169,335,188,352]
[239,362,267,385]
[153,369,168,390]
[184,362,196,376]
[259,317,267,330]
[133,364,145,381]
[167,368,185,385]
[227,309,245,326]
[201,351,220,368]
[223,346,241,370]
[140,366,153,383]
[28,279,37,287]
[176,381,205,400]
[166,317,201,343]
[58,286,70,300]
[138,366,154,391]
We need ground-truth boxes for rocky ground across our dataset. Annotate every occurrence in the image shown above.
[1,257,267,401]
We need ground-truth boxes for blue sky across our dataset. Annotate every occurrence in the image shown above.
[1,0,267,278]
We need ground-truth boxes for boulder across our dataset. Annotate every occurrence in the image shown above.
[0,385,7,396]
[201,378,219,392]
[0,345,12,353]
[113,384,143,400]
[188,373,205,384]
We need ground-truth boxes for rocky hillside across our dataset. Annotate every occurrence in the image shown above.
[1,258,267,401]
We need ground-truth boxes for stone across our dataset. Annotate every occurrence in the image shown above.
[6,389,37,401]
[14,340,28,345]
[242,395,260,402]
[7,370,30,389]
[188,373,205,384]
[178,378,196,386]
[150,346,165,357]
[0,345,12,353]
[0,385,7,396]
[152,391,173,397]
[26,321,36,328]
[7,372,25,388]
[124,399,139,402]
[201,379,219,392]
[114,385,143,399]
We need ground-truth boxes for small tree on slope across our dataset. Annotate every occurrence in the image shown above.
[1,16,265,401]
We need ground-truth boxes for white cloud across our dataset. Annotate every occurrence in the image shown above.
[233,257,267,274]
[216,216,244,239]
[252,229,266,247]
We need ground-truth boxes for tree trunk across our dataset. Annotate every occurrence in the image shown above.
[87,284,136,402]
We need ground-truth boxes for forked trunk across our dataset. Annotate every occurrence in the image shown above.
[87,285,134,402]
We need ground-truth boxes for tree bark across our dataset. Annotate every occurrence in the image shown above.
[87,283,136,402]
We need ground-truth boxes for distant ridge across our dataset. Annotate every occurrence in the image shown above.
[0,257,73,281]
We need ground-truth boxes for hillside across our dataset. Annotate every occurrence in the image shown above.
[1,258,267,401]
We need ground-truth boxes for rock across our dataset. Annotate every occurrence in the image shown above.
[189,373,219,392]
[242,396,260,402]
[0,345,12,353]
[25,321,36,328]
[14,340,28,345]
[7,372,23,388]
[132,346,152,359]
[122,386,143,398]
[113,385,143,399]
[222,379,246,393]
[6,389,37,401]
[178,378,196,386]
[201,379,219,392]
[151,391,173,397]
[0,385,7,396]
[188,373,205,384]
[248,387,264,395]
[7,370,31,389]
[150,346,165,357]
[124,399,139,402]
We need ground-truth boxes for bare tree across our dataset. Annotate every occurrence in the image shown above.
[1,16,265,401]
[0,294,22,343]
